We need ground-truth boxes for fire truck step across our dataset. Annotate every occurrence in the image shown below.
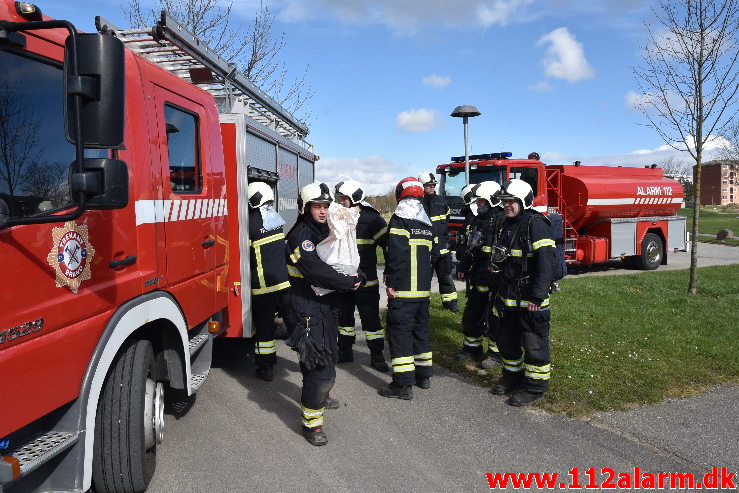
[188,334,209,356]
[190,369,210,393]
[0,431,78,483]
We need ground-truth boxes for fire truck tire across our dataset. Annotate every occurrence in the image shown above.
[637,233,663,270]
[92,339,158,493]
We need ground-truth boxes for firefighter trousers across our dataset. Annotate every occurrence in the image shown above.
[337,284,385,351]
[386,299,432,386]
[461,288,491,355]
[432,253,458,304]
[290,287,339,429]
[497,308,551,394]
[252,290,287,368]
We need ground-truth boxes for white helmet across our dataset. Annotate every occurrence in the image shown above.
[417,172,437,185]
[298,182,333,214]
[460,184,477,205]
[471,181,502,208]
[499,179,534,209]
[247,181,274,208]
[334,180,365,206]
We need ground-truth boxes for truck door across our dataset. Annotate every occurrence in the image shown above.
[0,45,140,436]
[151,85,216,325]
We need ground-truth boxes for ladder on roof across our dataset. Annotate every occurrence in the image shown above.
[94,11,310,146]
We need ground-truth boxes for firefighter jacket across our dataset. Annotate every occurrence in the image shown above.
[384,214,433,301]
[453,205,476,261]
[285,214,358,295]
[492,210,556,309]
[457,207,506,291]
[248,208,290,295]
[423,193,451,258]
[356,205,387,287]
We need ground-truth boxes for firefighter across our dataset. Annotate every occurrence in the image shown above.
[528,151,540,160]
[453,183,479,264]
[418,171,459,312]
[334,180,390,372]
[379,177,434,399]
[455,181,505,368]
[285,182,361,445]
[247,182,292,381]
[490,179,556,407]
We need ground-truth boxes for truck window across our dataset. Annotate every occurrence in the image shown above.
[510,167,538,196]
[441,167,505,198]
[164,104,202,193]
[0,50,75,219]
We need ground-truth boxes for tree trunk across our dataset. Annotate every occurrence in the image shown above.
[688,161,700,295]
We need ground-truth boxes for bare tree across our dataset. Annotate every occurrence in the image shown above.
[633,0,739,294]
[0,82,41,217]
[122,0,313,120]
[716,118,739,160]
[23,161,70,208]
[656,156,694,197]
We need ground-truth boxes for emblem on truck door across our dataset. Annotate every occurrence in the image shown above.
[46,221,96,294]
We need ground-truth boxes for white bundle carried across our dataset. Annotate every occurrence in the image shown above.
[312,202,361,296]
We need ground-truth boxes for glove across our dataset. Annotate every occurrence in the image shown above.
[288,316,333,371]
[354,268,367,289]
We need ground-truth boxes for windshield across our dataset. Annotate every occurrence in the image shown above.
[440,167,506,199]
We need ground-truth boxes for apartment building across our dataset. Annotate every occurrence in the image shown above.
[700,160,739,206]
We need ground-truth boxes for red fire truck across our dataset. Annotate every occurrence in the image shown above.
[437,152,688,270]
[0,2,315,491]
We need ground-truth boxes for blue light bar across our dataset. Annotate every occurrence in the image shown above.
[450,152,512,162]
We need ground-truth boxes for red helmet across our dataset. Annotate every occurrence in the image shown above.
[395,177,424,202]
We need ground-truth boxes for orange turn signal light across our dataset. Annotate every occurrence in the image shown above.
[208,321,221,333]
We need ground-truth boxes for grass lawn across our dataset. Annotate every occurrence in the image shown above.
[678,207,739,246]
[427,264,739,417]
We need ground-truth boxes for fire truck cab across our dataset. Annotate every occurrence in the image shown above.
[0,2,314,492]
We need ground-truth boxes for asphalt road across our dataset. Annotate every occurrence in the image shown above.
[146,244,739,492]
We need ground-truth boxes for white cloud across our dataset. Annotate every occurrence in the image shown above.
[536,27,595,82]
[547,135,728,167]
[422,74,452,89]
[272,0,534,33]
[396,108,444,132]
[528,80,552,92]
[315,156,408,195]
[625,90,687,114]
[477,0,535,27]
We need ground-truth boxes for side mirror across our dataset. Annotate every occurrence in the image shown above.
[64,33,125,148]
[71,158,129,209]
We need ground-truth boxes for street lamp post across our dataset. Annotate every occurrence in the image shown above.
[451,105,481,187]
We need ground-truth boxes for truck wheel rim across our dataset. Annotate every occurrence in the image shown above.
[144,379,165,449]
[646,241,661,264]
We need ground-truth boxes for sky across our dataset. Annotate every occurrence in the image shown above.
[43,0,730,195]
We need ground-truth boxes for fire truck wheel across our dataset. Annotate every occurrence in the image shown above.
[637,233,663,270]
[93,338,159,493]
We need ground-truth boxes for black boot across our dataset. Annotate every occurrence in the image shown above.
[491,380,523,395]
[370,348,389,372]
[378,382,413,400]
[302,426,328,446]
[325,396,340,409]
[480,351,503,369]
[415,377,430,389]
[338,345,353,363]
[508,390,544,407]
[255,366,274,381]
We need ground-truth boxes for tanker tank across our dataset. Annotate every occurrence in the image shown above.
[548,164,684,230]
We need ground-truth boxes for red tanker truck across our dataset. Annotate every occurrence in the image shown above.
[437,152,687,270]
